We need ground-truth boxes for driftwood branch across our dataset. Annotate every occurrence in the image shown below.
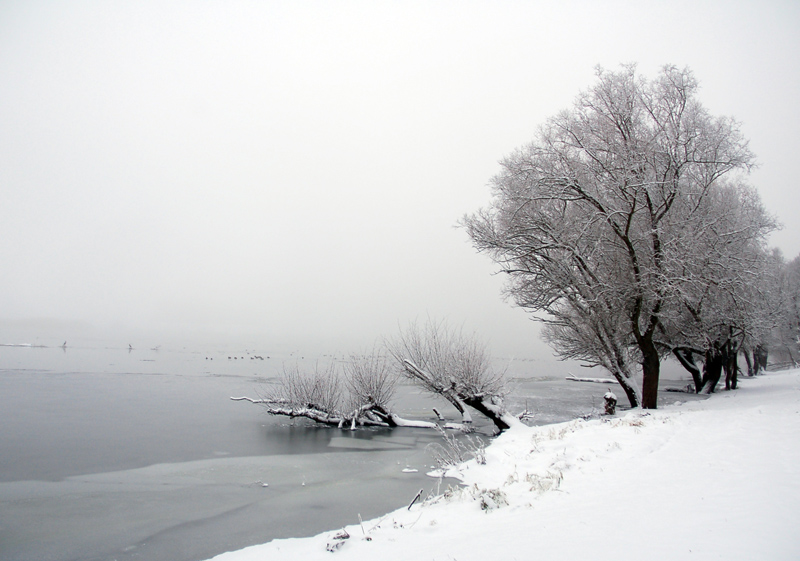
[232,395,444,430]
[565,374,617,384]
[234,326,522,434]
[402,359,474,424]
[408,489,424,510]
[230,396,268,404]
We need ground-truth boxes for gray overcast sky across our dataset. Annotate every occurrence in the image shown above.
[1,0,798,354]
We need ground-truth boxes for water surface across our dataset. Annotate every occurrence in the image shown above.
[0,341,701,561]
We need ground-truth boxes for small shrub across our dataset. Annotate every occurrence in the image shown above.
[477,487,508,511]
[427,426,487,470]
[526,470,563,493]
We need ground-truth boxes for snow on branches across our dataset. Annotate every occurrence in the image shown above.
[233,321,522,433]
[232,353,437,430]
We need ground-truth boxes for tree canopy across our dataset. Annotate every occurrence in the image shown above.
[464,65,776,408]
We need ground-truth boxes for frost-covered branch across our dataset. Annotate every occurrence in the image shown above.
[233,351,443,431]
[388,320,519,432]
[463,65,773,409]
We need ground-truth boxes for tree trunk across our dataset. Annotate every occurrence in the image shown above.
[787,346,799,369]
[700,345,723,394]
[463,396,514,432]
[743,349,754,377]
[610,370,641,407]
[433,388,473,425]
[640,338,661,409]
[673,348,703,393]
[724,340,739,390]
[754,345,768,374]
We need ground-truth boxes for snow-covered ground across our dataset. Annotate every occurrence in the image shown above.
[208,369,800,561]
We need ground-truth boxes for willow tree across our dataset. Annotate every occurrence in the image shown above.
[232,352,438,430]
[388,319,518,432]
[777,255,800,366]
[233,326,517,432]
[464,65,755,409]
[663,182,777,393]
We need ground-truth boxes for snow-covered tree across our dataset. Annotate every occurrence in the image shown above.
[234,325,520,433]
[661,181,777,392]
[780,254,800,365]
[232,352,437,430]
[765,253,800,368]
[464,65,758,408]
[388,319,518,431]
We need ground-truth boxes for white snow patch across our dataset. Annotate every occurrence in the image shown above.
[205,370,800,561]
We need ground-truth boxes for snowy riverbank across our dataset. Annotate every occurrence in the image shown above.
[208,369,800,561]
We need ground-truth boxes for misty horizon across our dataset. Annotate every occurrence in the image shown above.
[2,1,798,360]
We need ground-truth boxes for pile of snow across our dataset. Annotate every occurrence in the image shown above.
[208,370,800,561]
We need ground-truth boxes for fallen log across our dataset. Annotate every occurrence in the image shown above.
[565,373,617,384]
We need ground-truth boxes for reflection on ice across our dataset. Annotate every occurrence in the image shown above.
[328,434,418,451]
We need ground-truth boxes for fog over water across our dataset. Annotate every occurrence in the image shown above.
[0,340,696,560]
[0,340,706,561]
[1,1,799,356]
[1,5,795,559]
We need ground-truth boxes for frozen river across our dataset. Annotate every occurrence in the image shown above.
[0,340,700,561]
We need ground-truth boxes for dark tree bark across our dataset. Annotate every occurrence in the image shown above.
[462,396,513,432]
[640,337,661,409]
[612,372,641,408]
[400,360,516,432]
[724,340,739,390]
[673,348,703,392]
[701,344,724,394]
[754,345,769,374]
[743,349,754,377]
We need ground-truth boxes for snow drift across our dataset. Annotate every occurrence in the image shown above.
[207,369,800,561]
